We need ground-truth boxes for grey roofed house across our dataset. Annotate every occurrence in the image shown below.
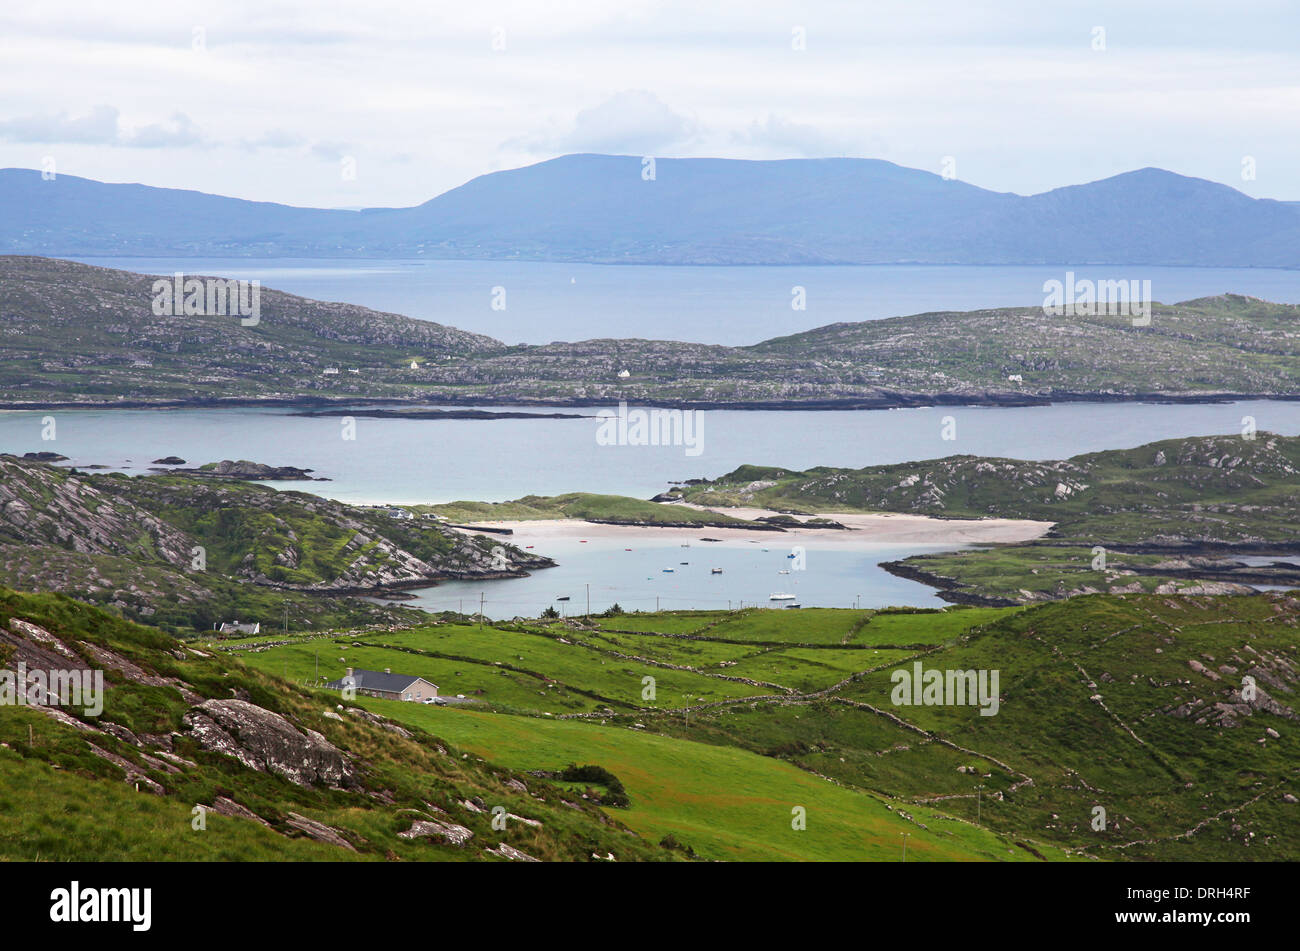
[217,621,260,636]
[323,667,438,702]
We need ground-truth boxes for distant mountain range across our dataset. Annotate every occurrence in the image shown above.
[2,154,1298,266]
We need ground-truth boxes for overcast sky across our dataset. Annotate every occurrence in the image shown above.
[1,0,1297,207]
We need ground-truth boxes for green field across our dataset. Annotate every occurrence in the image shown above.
[7,583,1295,862]
[374,702,1062,861]
[230,596,1300,862]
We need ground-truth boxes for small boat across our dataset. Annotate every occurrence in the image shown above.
[556,596,570,601]
[784,603,801,609]
[625,548,633,551]
[579,540,587,543]
[525,545,534,549]
[662,568,675,573]
[681,543,690,548]
[680,561,689,565]
[778,569,790,575]
[711,568,723,574]
[786,553,797,559]
[769,593,796,601]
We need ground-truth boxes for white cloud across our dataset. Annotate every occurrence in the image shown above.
[0,105,203,148]
[508,90,697,156]
[0,105,120,144]
[0,1,1298,203]
[731,114,882,158]
[121,112,203,148]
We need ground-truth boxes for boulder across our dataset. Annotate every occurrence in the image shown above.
[397,819,474,847]
[285,812,357,850]
[183,699,357,788]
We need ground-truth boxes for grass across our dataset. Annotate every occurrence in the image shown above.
[10,583,1296,862]
[369,702,1065,862]
[417,493,762,528]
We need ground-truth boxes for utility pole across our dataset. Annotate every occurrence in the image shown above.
[586,583,590,618]
[479,592,485,629]
[314,650,318,681]
[656,596,659,612]
[900,832,910,862]
[283,600,288,636]
[976,784,985,825]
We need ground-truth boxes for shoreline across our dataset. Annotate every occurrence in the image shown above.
[1,392,1298,414]
[446,510,1054,548]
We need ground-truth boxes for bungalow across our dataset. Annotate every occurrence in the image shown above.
[217,621,260,637]
[324,667,438,702]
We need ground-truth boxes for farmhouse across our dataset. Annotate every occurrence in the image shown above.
[217,621,260,636]
[325,667,438,702]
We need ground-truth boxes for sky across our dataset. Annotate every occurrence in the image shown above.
[1,0,1297,208]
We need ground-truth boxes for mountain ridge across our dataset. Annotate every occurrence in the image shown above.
[3,154,1298,265]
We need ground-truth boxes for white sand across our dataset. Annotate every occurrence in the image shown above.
[449,504,1052,550]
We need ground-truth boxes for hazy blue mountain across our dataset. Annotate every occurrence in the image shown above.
[2,155,1298,265]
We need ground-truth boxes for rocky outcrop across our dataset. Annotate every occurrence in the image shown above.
[485,843,540,862]
[397,819,474,847]
[208,796,271,826]
[174,460,322,481]
[183,699,357,788]
[286,812,357,850]
[0,455,193,564]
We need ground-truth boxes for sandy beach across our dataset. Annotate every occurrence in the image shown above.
[449,504,1053,550]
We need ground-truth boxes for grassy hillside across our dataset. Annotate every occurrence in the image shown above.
[232,594,1299,861]
[0,587,672,862]
[417,493,763,528]
[0,455,551,634]
[680,433,1300,604]
[0,255,501,404]
[3,257,1299,407]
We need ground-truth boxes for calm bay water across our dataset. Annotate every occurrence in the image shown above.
[3,399,1297,614]
[2,400,1296,504]
[21,257,1300,611]
[71,257,1300,346]
[410,538,954,620]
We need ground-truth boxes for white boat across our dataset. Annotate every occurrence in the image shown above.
[711,567,723,574]
[769,593,796,601]
[778,569,790,575]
